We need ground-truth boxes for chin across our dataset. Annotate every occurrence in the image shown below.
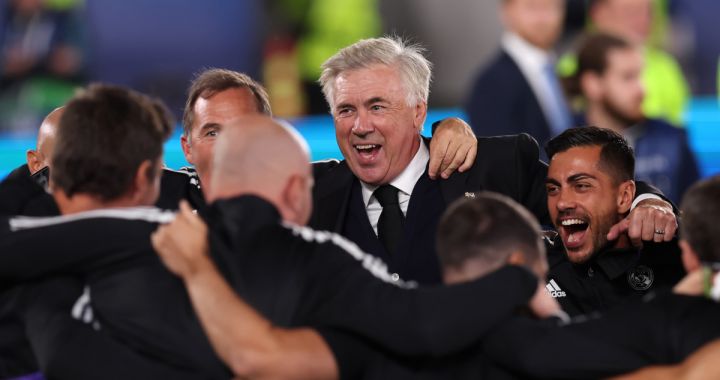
[566,249,594,264]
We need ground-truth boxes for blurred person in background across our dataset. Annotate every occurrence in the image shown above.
[565,33,699,203]
[559,0,690,126]
[465,0,572,157]
[0,0,84,133]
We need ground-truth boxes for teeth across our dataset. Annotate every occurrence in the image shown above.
[561,219,586,226]
[355,144,378,150]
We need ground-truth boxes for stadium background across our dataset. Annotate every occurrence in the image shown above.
[1,0,719,178]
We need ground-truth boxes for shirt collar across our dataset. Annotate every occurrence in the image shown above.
[360,137,429,207]
[501,31,552,71]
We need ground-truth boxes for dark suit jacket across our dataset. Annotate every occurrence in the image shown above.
[310,134,550,284]
[465,50,555,156]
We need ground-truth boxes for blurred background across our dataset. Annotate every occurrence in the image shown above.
[0,0,718,179]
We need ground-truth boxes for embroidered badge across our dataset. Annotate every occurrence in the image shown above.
[627,265,654,291]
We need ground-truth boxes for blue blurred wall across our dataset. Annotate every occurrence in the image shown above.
[1,104,718,179]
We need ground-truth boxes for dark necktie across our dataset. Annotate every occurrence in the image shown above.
[374,185,404,256]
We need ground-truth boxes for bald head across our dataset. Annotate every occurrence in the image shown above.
[26,106,64,174]
[209,116,314,225]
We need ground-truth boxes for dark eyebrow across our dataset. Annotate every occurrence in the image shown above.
[567,173,597,182]
[199,123,221,133]
[545,178,561,186]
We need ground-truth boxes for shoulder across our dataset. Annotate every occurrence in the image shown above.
[644,119,687,136]
[6,207,174,232]
[159,167,204,210]
[476,133,541,158]
[471,51,522,85]
[280,222,417,289]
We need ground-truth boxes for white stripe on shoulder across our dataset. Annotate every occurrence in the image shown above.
[311,158,340,164]
[9,207,176,231]
[282,222,418,289]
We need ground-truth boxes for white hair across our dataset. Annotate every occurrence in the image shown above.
[318,36,433,111]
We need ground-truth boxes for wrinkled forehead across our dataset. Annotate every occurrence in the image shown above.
[333,65,407,104]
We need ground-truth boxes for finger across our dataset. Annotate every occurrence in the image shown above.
[639,214,656,242]
[627,215,644,247]
[653,226,665,243]
[439,138,461,174]
[150,230,164,252]
[458,141,477,172]
[607,218,629,241]
[663,217,678,242]
[440,145,465,179]
[428,138,450,180]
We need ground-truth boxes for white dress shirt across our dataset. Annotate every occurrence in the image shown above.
[360,138,429,236]
[501,32,563,131]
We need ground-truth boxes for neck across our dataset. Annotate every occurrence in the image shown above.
[53,192,139,215]
[586,104,625,134]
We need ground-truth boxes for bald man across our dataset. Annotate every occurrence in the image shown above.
[26,106,62,176]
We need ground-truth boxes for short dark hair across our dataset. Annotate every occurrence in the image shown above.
[437,192,543,272]
[564,32,633,97]
[545,126,635,183]
[680,175,720,263]
[182,68,271,138]
[51,83,172,201]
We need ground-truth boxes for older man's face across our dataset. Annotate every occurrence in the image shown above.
[331,64,425,185]
[181,87,258,190]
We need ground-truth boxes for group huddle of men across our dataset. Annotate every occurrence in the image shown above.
[0,36,719,380]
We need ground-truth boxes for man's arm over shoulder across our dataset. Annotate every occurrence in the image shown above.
[297,228,539,356]
[470,133,549,225]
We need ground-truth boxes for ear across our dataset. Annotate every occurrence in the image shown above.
[616,180,635,214]
[130,160,154,203]
[413,101,428,131]
[26,149,43,174]
[580,72,603,102]
[281,174,305,224]
[507,251,526,266]
[180,135,194,165]
[680,239,701,272]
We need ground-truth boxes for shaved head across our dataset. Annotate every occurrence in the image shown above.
[208,116,314,225]
[27,106,64,174]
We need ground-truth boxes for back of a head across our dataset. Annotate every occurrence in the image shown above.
[182,68,271,138]
[51,84,173,201]
[545,126,635,184]
[209,115,310,204]
[680,175,720,263]
[564,32,633,98]
[318,36,432,110]
[437,192,544,280]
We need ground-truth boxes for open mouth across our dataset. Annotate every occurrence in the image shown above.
[559,218,589,249]
[354,144,382,161]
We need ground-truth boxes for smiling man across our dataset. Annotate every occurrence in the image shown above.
[543,126,685,316]
[312,36,551,284]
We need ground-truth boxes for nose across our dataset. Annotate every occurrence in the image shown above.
[555,188,577,212]
[351,110,374,136]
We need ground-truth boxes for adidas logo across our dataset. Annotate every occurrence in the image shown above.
[545,279,566,298]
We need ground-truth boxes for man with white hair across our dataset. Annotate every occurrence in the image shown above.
[311,36,550,285]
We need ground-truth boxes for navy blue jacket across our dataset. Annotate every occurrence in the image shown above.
[465,50,560,158]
